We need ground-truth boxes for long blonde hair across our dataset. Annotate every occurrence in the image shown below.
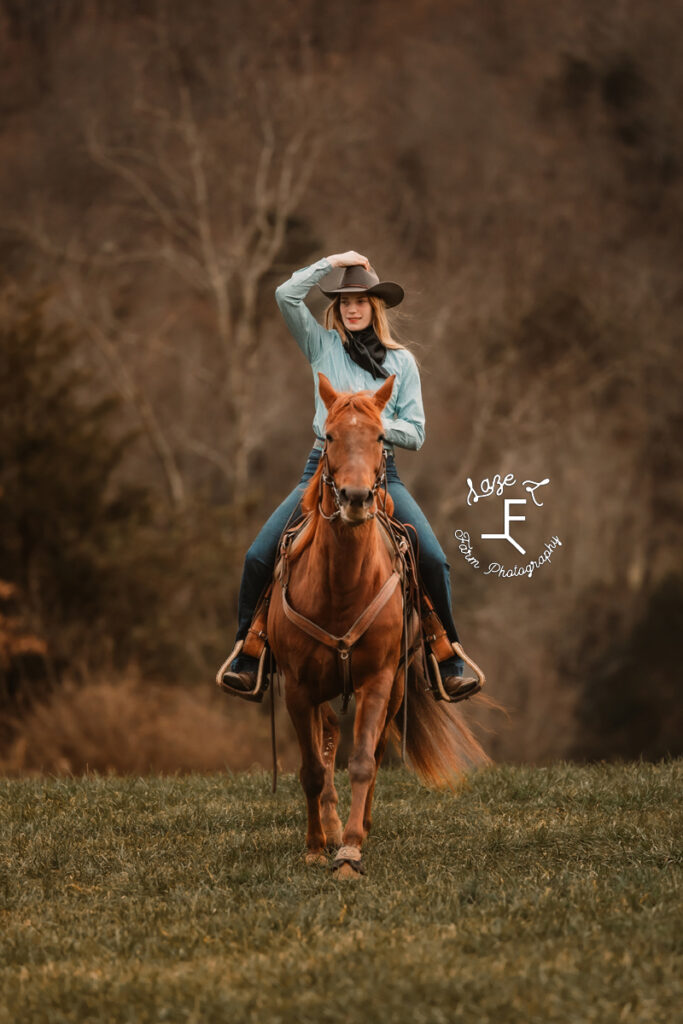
[324,294,405,350]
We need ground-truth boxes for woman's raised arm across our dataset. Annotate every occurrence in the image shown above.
[274,258,336,363]
[274,251,371,362]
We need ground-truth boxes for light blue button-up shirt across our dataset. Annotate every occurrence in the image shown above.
[275,258,426,451]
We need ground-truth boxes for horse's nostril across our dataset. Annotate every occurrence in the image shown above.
[341,487,373,508]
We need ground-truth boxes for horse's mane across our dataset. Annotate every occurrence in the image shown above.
[302,460,325,518]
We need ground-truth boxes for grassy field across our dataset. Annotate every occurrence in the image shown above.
[1,762,681,1024]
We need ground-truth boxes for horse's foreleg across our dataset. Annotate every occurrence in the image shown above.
[341,678,393,856]
[286,686,327,863]
[363,680,403,835]
[320,702,342,848]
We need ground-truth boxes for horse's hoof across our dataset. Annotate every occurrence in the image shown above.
[304,850,328,866]
[331,845,365,879]
[334,861,363,881]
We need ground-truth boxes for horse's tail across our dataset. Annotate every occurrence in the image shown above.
[388,659,494,787]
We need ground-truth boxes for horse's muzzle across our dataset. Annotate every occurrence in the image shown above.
[338,486,374,525]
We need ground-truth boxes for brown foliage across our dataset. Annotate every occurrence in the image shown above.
[0,673,299,777]
[0,580,47,668]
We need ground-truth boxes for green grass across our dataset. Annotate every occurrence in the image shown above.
[1,762,681,1024]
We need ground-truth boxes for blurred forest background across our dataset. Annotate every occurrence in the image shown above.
[0,0,681,773]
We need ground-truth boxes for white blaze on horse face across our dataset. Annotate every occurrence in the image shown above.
[350,416,358,425]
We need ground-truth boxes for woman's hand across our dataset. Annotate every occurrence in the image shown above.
[327,251,370,270]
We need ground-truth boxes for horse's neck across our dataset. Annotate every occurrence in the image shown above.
[311,516,386,598]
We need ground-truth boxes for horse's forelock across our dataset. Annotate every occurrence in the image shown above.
[326,391,382,430]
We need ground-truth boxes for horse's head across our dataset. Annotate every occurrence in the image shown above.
[316,372,395,527]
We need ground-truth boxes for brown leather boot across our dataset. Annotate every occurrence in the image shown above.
[438,674,481,703]
[220,668,265,702]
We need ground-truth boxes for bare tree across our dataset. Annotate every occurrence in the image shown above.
[12,11,329,527]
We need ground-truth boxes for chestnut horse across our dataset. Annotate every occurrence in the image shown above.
[268,373,488,878]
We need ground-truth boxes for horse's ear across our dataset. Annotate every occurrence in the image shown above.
[372,374,396,413]
[318,373,339,411]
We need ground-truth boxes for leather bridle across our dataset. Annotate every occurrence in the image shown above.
[318,442,388,522]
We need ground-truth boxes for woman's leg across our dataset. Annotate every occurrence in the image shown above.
[384,455,465,677]
[231,449,321,671]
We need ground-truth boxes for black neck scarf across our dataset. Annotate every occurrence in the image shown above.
[344,325,389,380]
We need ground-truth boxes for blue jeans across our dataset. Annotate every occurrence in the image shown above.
[233,448,464,675]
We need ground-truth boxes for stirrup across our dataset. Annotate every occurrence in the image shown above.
[216,640,269,700]
[428,642,486,704]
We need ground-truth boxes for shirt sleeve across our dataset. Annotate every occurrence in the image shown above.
[381,354,426,451]
[274,258,334,363]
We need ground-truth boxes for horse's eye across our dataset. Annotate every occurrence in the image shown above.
[326,433,334,442]
[377,433,385,443]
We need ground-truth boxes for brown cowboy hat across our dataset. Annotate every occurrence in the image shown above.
[319,264,404,308]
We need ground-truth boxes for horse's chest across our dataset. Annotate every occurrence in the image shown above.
[268,569,400,700]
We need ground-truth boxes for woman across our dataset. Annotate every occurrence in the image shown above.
[222,250,474,700]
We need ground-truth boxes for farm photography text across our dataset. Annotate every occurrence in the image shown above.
[455,472,563,580]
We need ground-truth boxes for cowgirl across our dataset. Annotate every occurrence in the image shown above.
[222,251,474,700]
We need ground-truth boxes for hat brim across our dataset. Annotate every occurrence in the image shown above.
[319,282,404,309]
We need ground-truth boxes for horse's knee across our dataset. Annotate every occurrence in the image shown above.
[300,761,325,799]
[348,751,375,786]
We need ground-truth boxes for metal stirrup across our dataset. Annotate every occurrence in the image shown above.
[430,641,486,703]
[215,639,269,699]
